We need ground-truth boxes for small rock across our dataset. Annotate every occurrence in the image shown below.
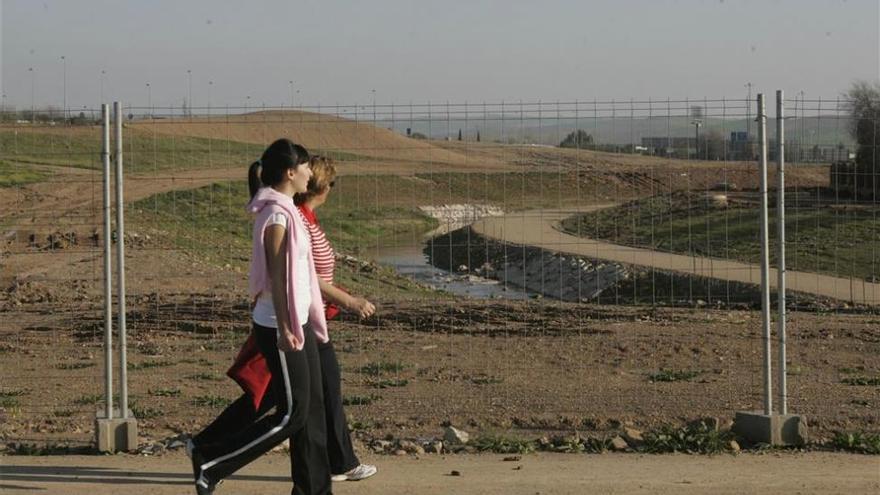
[450,470,461,476]
[425,440,443,454]
[503,455,521,462]
[623,427,644,445]
[729,440,741,453]
[444,426,470,445]
[167,440,185,450]
[398,440,425,455]
[394,449,407,456]
[610,436,629,451]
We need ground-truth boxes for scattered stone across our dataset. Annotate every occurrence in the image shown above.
[610,436,629,451]
[394,449,407,456]
[167,440,185,450]
[425,440,443,454]
[689,417,720,431]
[623,427,644,446]
[513,465,522,470]
[503,455,521,462]
[444,426,470,445]
[729,440,741,453]
[398,440,425,455]
[450,470,461,477]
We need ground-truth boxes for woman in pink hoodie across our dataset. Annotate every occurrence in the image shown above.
[189,138,332,495]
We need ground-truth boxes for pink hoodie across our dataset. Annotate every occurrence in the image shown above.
[247,187,328,350]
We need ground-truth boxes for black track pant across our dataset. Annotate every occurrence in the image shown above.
[194,339,359,475]
[194,323,331,495]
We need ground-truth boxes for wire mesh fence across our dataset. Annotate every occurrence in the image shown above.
[0,95,878,450]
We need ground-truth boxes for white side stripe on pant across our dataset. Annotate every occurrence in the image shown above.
[197,347,293,484]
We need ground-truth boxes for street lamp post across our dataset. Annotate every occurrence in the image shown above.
[29,67,35,124]
[288,81,293,108]
[100,70,106,104]
[208,81,213,115]
[691,119,703,160]
[61,56,67,122]
[187,69,192,117]
[146,83,151,118]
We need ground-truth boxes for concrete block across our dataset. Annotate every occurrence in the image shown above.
[733,411,808,446]
[95,409,138,453]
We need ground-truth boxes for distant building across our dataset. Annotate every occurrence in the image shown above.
[640,136,697,157]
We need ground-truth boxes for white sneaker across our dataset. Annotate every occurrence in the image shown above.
[331,464,377,482]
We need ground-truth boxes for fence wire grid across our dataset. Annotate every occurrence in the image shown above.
[0,96,878,449]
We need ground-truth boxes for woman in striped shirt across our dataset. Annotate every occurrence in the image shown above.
[295,155,378,482]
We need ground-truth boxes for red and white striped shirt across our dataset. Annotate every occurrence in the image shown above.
[297,205,335,284]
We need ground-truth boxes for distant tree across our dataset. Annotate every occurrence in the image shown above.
[704,130,725,160]
[457,128,462,141]
[411,132,428,140]
[559,129,594,149]
[476,131,481,142]
[844,80,880,199]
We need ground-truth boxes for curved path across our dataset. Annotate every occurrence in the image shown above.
[471,206,880,305]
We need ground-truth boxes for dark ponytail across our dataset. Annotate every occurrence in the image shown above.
[248,160,263,200]
[247,138,310,200]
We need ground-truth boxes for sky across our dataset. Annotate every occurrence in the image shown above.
[1,0,878,110]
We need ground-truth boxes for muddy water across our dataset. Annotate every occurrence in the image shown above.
[373,242,533,300]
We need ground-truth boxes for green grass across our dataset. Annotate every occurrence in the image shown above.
[472,434,536,454]
[0,128,263,172]
[0,389,26,408]
[560,191,880,281]
[648,369,703,383]
[0,126,378,173]
[186,372,223,382]
[359,361,408,376]
[73,394,103,406]
[832,432,880,454]
[0,159,47,187]
[128,359,174,370]
[342,394,381,406]
[149,387,182,397]
[56,362,95,370]
[642,423,735,454]
[192,395,233,408]
[841,376,880,386]
[367,378,409,389]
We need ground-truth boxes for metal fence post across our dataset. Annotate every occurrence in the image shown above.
[101,103,113,421]
[114,102,130,419]
[757,93,773,416]
[776,90,788,415]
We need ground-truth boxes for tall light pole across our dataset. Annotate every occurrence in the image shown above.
[245,95,251,114]
[2,93,7,122]
[100,70,106,104]
[61,56,67,121]
[288,80,293,108]
[187,69,192,117]
[146,83,152,118]
[691,119,702,160]
[29,67,35,124]
[371,88,376,122]
[745,82,752,139]
[208,81,213,115]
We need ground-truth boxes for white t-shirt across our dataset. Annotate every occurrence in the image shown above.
[252,211,312,328]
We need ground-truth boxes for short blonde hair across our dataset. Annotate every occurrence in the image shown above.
[294,155,337,205]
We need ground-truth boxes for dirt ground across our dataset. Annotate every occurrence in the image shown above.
[1,295,878,447]
[1,451,878,495]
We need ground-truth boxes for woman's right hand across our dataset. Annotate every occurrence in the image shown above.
[348,297,376,319]
[277,328,298,352]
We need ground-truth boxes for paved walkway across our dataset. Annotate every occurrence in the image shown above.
[471,207,880,305]
[1,452,878,495]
